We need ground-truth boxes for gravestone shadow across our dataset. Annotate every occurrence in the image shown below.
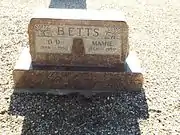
[49,0,86,9]
[8,90,149,134]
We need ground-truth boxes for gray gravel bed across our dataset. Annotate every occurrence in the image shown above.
[0,0,180,134]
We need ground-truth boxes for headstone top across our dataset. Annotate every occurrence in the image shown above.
[32,9,126,22]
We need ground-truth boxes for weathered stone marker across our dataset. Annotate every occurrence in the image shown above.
[13,9,143,93]
[28,9,129,68]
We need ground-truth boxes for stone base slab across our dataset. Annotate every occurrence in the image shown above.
[13,48,143,93]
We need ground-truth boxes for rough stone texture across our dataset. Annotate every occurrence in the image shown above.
[13,70,142,91]
[1,0,180,135]
[28,9,129,68]
[13,48,143,91]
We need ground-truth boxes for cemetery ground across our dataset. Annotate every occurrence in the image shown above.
[0,0,180,134]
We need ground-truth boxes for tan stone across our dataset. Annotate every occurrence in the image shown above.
[13,9,144,92]
[28,9,129,68]
[13,48,143,91]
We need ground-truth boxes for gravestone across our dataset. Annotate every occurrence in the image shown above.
[28,9,129,68]
[13,9,143,93]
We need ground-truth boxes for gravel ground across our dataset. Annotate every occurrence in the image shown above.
[0,0,180,134]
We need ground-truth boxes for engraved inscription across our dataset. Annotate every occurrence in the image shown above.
[35,37,72,53]
[85,39,118,54]
[34,24,122,55]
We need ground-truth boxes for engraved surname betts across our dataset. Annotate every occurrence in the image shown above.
[34,24,120,38]
[57,27,99,37]
[34,24,122,54]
